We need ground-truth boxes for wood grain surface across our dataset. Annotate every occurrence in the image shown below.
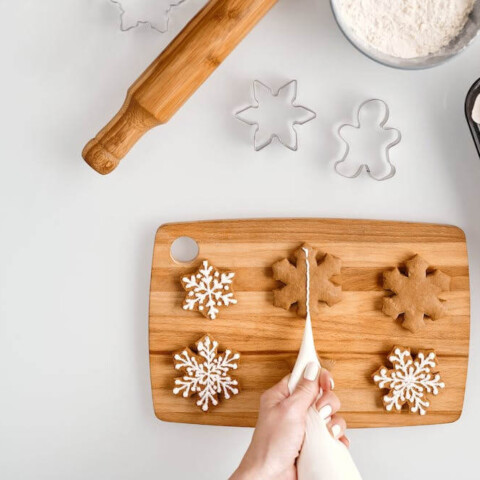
[82,0,278,174]
[149,219,470,428]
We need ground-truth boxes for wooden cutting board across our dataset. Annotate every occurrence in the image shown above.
[149,219,470,428]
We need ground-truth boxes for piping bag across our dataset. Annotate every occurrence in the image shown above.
[287,247,362,480]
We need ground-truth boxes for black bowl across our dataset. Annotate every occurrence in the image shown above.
[466,78,480,158]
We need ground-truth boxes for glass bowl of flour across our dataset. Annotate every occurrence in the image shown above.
[331,0,480,69]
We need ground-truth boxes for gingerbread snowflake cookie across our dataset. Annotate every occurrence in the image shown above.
[373,346,445,415]
[173,335,240,411]
[181,260,237,320]
[272,244,342,317]
[383,255,451,333]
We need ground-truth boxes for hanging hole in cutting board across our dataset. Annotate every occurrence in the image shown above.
[170,236,199,264]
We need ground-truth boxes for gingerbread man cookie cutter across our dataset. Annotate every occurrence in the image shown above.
[334,99,402,181]
[234,80,317,151]
[110,0,186,33]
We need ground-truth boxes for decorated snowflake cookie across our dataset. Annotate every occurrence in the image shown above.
[181,260,237,320]
[383,255,451,333]
[373,346,445,415]
[173,335,240,411]
[272,244,342,317]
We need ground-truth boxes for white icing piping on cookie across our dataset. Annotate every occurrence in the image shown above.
[303,247,311,320]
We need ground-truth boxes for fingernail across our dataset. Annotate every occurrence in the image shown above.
[304,362,319,381]
[319,404,332,420]
[330,378,335,390]
[331,424,342,439]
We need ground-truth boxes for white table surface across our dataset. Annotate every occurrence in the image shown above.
[1,1,479,478]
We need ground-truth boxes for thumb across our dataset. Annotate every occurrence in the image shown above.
[287,362,320,410]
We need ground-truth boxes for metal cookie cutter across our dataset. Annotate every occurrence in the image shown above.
[110,0,186,33]
[334,98,401,181]
[234,80,316,151]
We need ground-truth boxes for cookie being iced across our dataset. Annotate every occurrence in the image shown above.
[272,244,342,317]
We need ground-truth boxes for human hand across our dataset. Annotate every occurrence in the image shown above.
[230,363,349,480]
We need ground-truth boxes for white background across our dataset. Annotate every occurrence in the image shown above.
[1,0,479,478]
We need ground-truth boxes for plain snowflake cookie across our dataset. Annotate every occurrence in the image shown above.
[383,255,451,333]
[173,334,240,412]
[373,346,445,415]
[181,260,237,320]
[272,244,342,317]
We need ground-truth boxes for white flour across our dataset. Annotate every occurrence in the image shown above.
[336,0,476,58]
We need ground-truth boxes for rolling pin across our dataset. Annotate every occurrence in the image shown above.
[83,0,278,174]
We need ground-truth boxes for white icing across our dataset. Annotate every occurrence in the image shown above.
[473,94,480,124]
[373,347,445,415]
[182,260,237,320]
[289,247,362,480]
[173,335,240,411]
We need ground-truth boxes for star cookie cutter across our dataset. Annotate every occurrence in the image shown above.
[334,99,402,181]
[110,0,186,33]
[234,80,317,151]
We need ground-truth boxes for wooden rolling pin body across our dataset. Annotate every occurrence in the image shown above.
[83,0,278,174]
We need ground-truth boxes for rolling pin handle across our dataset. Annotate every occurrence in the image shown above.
[82,98,160,175]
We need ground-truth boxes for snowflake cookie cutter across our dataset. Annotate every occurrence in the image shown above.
[234,80,317,151]
[109,0,186,33]
[334,98,402,181]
